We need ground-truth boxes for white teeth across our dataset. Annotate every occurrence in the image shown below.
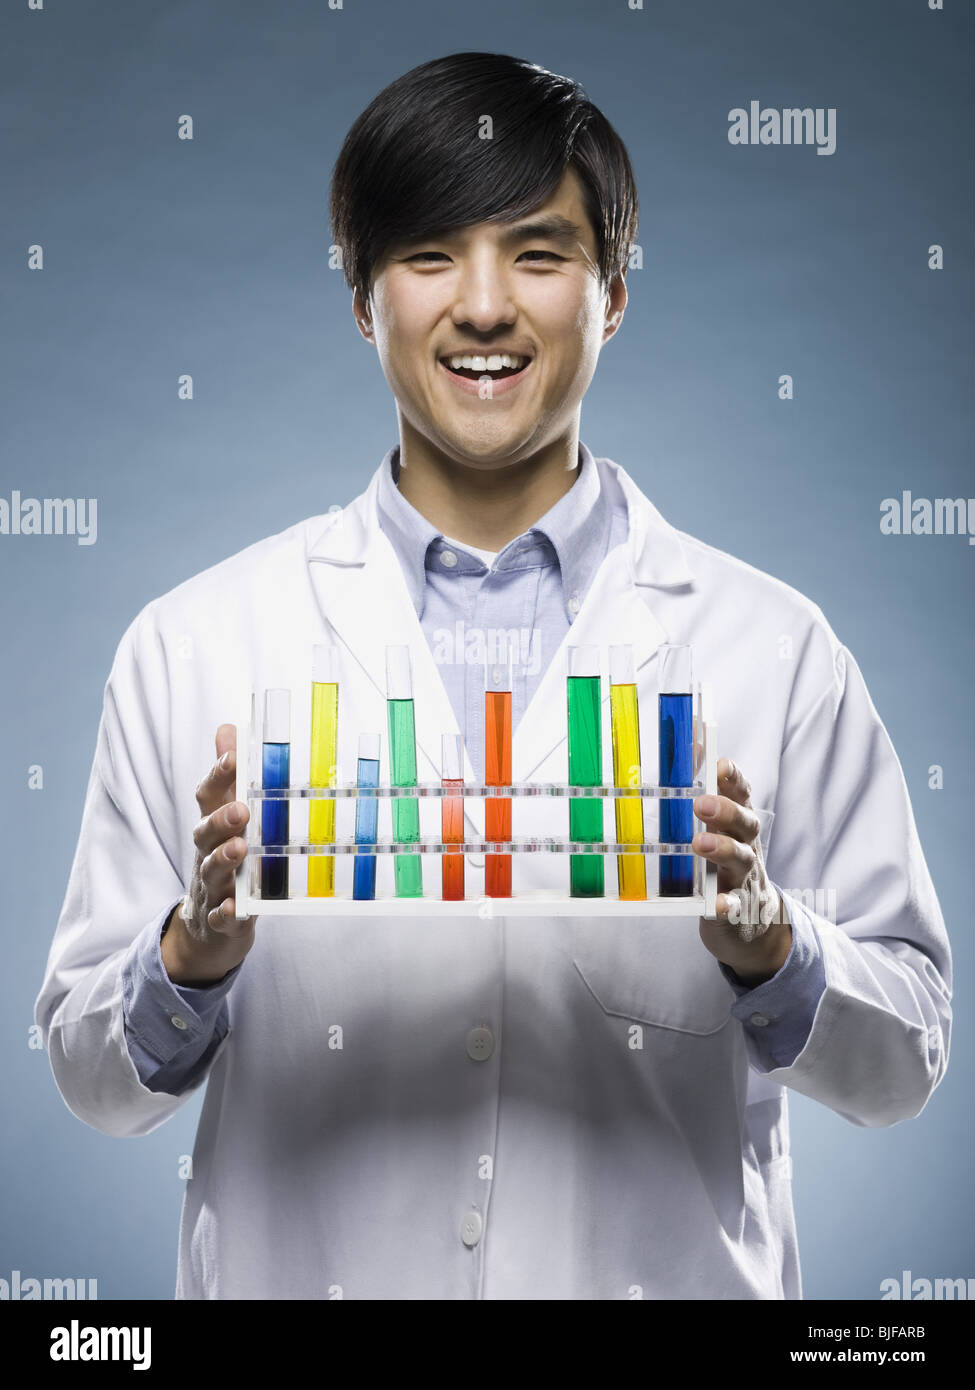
[446,353,528,372]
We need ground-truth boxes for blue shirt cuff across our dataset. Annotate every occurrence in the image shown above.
[120,901,242,1094]
[718,890,827,1068]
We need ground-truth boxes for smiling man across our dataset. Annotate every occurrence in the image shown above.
[36,52,950,1302]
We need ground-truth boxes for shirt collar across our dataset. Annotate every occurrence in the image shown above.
[375,441,610,620]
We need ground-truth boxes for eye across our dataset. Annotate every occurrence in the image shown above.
[406,251,450,263]
[519,250,564,262]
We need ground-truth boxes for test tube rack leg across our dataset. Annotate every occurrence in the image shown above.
[234,688,719,919]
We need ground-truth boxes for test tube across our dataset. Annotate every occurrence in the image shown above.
[353,733,380,901]
[261,688,291,900]
[658,645,694,896]
[567,645,604,897]
[484,642,513,898]
[609,645,647,900]
[246,689,258,898]
[386,645,423,898]
[441,733,465,901]
[308,644,340,896]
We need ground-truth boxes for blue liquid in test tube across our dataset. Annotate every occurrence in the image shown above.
[261,688,291,900]
[353,733,380,901]
[658,646,694,897]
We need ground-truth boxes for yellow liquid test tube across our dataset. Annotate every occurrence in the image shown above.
[609,644,647,900]
[308,644,339,896]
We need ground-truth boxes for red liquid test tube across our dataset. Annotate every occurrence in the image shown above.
[441,732,465,900]
[485,643,514,898]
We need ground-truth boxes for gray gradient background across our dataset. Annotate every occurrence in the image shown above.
[1,0,972,1300]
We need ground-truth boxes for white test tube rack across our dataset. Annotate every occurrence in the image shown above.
[233,684,719,919]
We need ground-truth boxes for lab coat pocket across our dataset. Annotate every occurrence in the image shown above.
[571,916,735,1034]
[749,1151,799,1299]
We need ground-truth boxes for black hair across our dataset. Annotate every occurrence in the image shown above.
[329,52,638,305]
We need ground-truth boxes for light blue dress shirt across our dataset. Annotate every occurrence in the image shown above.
[120,442,826,1092]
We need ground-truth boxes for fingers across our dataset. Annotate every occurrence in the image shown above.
[180,830,253,943]
[192,727,249,933]
[692,828,756,889]
[177,725,257,951]
[199,826,248,910]
[179,880,255,944]
[194,726,240,816]
[193,799,250,858]
[205,896,255,936]
[195,752,236,817]
[693,791,760,846]
[214,723,237,762]
[717,758,752,806]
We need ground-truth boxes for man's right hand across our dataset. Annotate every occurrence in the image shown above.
[161,724,257,986]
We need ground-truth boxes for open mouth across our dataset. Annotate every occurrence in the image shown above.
[439,352,532,382]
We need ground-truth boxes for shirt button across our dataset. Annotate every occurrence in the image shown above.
[567,594,581,615]
[170,1014,189,1031]
[460,1210,483,1247]
[440,549,457,568]
[466,1026,495,1061]
[749,1012,769,1028]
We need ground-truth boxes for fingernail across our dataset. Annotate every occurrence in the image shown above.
[219,752,231,770]
[227,805,242,825]
[725,760,736,780]
[699,796,719,818]
[698,832,717,852]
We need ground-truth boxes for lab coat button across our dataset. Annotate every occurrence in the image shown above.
[441,549,458,568]
[749,1012,769,1028]
[466,1026,495,1061]
[568,594,581,614]
[460,1210,483,1247]
[170,1014,189,1031]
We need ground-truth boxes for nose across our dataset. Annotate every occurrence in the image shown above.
[450,255,517,334]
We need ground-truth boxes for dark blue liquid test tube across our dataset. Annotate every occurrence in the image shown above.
[261,689,291,900]
[658,648,694,895]
[353,733,380,900]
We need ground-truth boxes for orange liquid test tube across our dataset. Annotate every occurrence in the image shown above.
[441,733,465,900]
[485,643,513,898]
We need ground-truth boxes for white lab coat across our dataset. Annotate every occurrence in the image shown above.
[35,452,951,1300]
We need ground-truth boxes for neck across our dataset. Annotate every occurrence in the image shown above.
[394,418,582,550]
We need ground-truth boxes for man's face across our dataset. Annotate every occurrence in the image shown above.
[355,167,626,469]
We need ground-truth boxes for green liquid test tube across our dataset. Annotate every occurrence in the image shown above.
[386,645,423,898]
[567,644,604,897]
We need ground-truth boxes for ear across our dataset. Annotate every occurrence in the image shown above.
[602,268,628,344]
[352,286,375,344]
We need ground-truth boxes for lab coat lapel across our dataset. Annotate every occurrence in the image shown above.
[512,554,669,782]
[307,473,488,836]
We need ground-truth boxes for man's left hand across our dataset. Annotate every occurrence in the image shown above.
[693,759,792,986]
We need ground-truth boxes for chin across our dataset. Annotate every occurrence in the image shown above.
[440,433,535,467]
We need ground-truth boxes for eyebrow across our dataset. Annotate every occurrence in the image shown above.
[494,215,585,247]
[399,215,585,250]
